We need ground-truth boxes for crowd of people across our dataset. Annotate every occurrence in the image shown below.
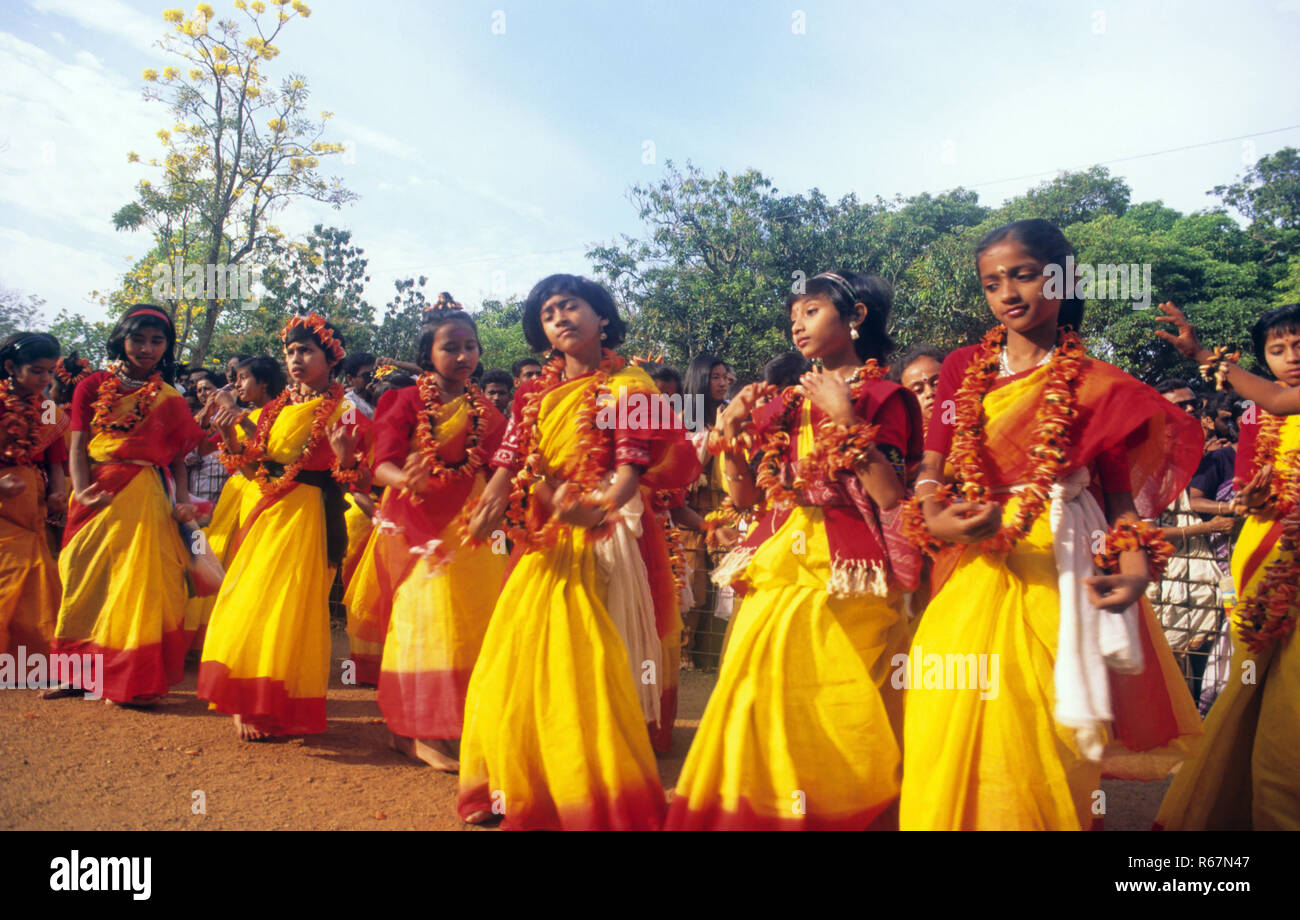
[2,216,1298,830]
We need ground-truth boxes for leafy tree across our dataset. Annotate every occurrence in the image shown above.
[0,287,47,340]
[474,297,532,371]
[1211,146,1300,265]
[371,276,429,364]
[113,0,354,364]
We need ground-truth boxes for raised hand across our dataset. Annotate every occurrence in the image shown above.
[1153,301,1208,362]
[328,420,360,462]
[1233,463,1274,513]
[717,384,764,440]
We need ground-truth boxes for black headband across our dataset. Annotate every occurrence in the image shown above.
[811,272,863,309]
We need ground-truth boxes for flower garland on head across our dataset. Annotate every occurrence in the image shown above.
[54,354,93,389]
[0,379,42,466]
[90,362,164,436]
[281,313,345,365]
[412,373,493,491]
[707,361,887,514]
[903,325,1085,555]
[491,348,625,551]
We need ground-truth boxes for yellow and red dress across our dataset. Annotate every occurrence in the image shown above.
[183,429,251,650]
[665,375,922,830]
[52,371,202,700]
[346,380,506,740]
[197,389,370,735]
[0,383,68,656]
[900,345,1204,830]
[456,356,699,830]
[1155,411,1300,829]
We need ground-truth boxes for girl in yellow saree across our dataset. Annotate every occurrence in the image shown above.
[1,333,68,658]
[901,222,1204,830]
[199,315,370,740]
[458,274,698,830]
[1154,302,1300,829]
[49,306,203,704]
[666,271,922,831]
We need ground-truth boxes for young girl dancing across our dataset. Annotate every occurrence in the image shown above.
[344,302,506,769]
[185,356,286,649]
[1154,301,1300,829]
[1,333,68,657]
[665,271,922,830]
[198,315,369,740]
[48,306,202,704]
[899,220,1205,830]
[457,274,698,830]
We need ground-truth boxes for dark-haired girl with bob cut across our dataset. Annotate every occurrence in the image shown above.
[344,299,507,768]
[47,306,204,705]
[456,273,700,829]
[899,220,1204,829]
[1,332,68,657]
[666,270,923,830]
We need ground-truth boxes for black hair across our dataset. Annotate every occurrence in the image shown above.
[521,274,626,353]
[416,308,479,373]
[372,372,416,402]
[190,369,222,388]
[887,343,947,383]
[0,332,61,380]
[481,368,513,389]
[236,355,286,398]
[975,219,1083,332]
[683,353,729,430]
[1250,303,1300,373]
[1153,378,1194,395]
[284,318,345,367]
[646,363,684,394]
[763,351,812,388]
[106,304,179,384]
[511,356,542,377]
[341,352,377,377]
[785,270,895,363]
[226,353,253,368]
[1203,391,1244,420]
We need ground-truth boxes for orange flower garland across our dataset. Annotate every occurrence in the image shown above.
[1243,412,1300,517]
[909,325,1084,555]
[90,364,164,437]
[491,348,625,551]
[233,381,348,502]
[0,379,42,466]
[1231,412,1300,653]
[54,354,92,388]
[281,314,345,364]
[1092,519,1174,580]
[413,374,492,489]
[708,361,887,514]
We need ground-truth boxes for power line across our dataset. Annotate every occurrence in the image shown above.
[964,123,1300,190]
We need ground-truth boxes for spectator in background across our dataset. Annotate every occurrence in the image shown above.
[480,368,514,414]
[1147,378,1239,701]
[645,363,683,397]
[762,351,810,388]
[185,369,230,511]
[888,343,945,436]
[341,351,377,418]
[511,356,543,388]
[224,354,252,394]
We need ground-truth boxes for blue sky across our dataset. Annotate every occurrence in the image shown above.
[2,0,1299,325]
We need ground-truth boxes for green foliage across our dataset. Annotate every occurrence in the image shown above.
[0,287,47,341]
[473,297,532,372]
[371,276,429,364]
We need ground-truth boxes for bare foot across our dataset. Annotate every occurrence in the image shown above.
[403,736,459,772]
[41,684,82,700]
[233,714,270,742]
[388,731,414,757]
[105,695,161,710]
[463,810,498,826]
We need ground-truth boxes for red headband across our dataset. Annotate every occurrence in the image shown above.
[127,307,173,325]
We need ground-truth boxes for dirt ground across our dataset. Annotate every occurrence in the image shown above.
[0,626,1169,830]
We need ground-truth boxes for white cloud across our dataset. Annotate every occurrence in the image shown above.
[24,0,160,51]
[0,226,132,322]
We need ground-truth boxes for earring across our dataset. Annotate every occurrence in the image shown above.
[600,329,608,341]
[850,325,860,341]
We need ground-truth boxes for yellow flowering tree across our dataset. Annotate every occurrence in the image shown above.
[113,1,354,363]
